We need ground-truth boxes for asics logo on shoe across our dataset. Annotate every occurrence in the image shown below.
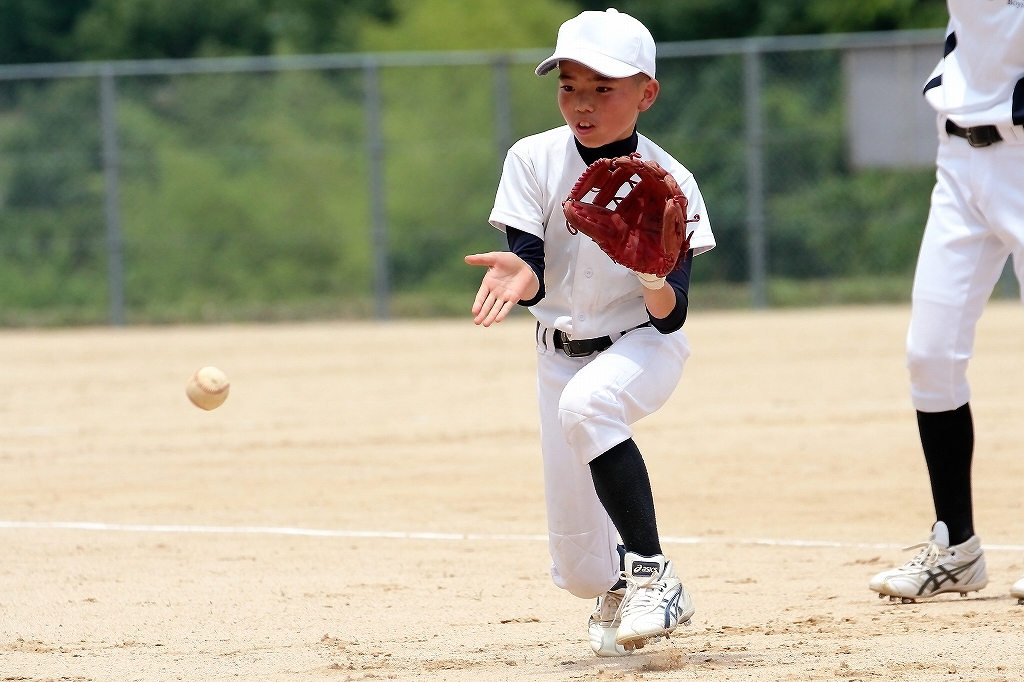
[917,555,981,596]
[631,561,660,578]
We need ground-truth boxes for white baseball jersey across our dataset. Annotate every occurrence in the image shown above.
[488,126,715,339]
[923,0,1024,128]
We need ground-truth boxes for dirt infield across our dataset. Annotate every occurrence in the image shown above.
[1,302,1023,681]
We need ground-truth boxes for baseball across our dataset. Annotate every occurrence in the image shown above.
[186,366,230,410]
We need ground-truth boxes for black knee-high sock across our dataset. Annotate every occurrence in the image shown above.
[589,438,662,557]
[918,403,975,546]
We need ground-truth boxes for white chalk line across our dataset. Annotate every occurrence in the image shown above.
[1,521,1022,552]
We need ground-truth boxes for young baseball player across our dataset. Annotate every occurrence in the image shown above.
[465,9,715,655]
[868,0,1024,604]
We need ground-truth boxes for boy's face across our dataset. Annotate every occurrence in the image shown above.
[557,60,659,148]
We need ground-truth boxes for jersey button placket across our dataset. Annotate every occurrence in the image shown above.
[572,246,600,337]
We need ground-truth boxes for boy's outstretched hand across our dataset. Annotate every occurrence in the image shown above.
[464,252,540,327]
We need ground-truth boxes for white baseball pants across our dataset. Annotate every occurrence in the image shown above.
[907,119,1024,412]
[535,323,689,598]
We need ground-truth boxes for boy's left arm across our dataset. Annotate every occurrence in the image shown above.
[643,281,676,319]
[642,162,709,333]
[642,250,693,333]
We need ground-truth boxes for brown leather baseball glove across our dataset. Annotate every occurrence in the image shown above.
[562,153,698,279]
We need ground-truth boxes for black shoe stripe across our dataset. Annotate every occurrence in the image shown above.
[915,556,980,596]
[661,589,683,628]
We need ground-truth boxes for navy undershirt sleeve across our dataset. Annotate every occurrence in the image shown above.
[647,250,693,334]
[506,226,545,307]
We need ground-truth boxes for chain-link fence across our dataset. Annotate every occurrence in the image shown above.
[2,29,1012,326]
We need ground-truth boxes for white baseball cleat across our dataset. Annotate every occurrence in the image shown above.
[868,521,988,603]
[1010,575,1024,605]
[588,584,632,657]
[615,552,694,650]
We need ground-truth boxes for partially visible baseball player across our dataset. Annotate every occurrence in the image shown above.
[869,0,1024,604]
[465,9,715,655]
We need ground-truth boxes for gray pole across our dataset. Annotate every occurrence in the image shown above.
[364,60,389,319]
[744,43,767,309]
[493,57,513,169]
[493,57,513,250]
[100,66,125,325]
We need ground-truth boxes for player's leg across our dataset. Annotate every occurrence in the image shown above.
[536,338,630,656]
[589,438,660,557]
[917,403,976,548]
[588,437,692,649]
[872,138,1007,600]
[559,326,688,557]
[536,339,621,600]
[558,326,693,646]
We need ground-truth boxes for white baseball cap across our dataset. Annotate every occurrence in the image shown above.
[535,8,656,79]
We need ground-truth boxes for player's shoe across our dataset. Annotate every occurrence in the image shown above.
[615,552,694,650]
[1010,575,1024,605]
[588,581,631,657]
[868,521,988,603]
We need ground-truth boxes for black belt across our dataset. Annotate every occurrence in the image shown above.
[946,119,1002,148]
[553,322,651,358]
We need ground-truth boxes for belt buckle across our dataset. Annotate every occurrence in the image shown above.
[965,127,994,148]
[557,331,594,358]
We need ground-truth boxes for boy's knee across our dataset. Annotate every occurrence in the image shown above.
[557,389,629,464]
[553,570,616,600]
[906,348,970,412]
[549,555,619,599]
[558,388,611,433]
[548,529,620,598]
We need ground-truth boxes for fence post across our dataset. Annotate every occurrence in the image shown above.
[100,66,125,325]
[364,59,390,319]
[493,57,513,249]
[744,42,767,309]
[493,57,513,169]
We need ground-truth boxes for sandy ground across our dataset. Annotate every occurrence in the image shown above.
[1,302,1024,681]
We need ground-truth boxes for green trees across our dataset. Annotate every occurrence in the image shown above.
[0,0,949,65]
[0,0,402,322]
[0,80,106,321]
[576,0,948,40]
[0,1,956,322]
[0,0,397,64]
[0,0,93,64]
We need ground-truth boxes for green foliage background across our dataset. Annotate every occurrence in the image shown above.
[0,0,953,323]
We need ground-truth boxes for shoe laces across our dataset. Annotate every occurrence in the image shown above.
[621,574,665,612]
[900,539,950,569]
